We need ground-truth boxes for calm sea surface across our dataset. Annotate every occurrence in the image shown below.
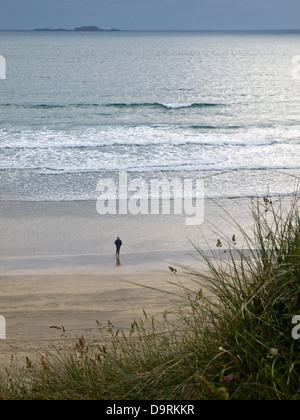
[0,31,300,201]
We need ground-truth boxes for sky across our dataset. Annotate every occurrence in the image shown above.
[0,0,299,31]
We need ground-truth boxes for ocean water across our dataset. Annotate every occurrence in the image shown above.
[0,31,300,201]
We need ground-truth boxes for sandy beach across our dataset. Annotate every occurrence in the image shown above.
[0,197,258,369]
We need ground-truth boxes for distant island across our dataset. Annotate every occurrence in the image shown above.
[35,26,120,32]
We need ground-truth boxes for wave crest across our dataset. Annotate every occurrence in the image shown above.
[0,102,225,110]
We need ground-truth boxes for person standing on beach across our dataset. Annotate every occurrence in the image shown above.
[115,237,122,258]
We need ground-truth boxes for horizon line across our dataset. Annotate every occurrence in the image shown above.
[0,28,300,32]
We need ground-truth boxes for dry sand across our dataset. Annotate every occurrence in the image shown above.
[0,197,258,369]
[0,270,200,369]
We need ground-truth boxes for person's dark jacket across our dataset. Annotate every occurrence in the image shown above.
[115,239,122,250]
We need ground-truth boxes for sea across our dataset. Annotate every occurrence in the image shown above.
[0,30,300,202]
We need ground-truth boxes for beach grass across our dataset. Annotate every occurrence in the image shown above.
[0,196,299,400]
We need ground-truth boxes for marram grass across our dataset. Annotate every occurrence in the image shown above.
[0,196,299,400]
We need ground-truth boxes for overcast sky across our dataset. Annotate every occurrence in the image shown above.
[0,0,299,31]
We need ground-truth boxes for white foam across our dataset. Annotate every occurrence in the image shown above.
[0,124,299,174]
[162,103,195,109]
[0,124,290,150]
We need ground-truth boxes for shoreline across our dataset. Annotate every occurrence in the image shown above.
[1,191,298,204]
